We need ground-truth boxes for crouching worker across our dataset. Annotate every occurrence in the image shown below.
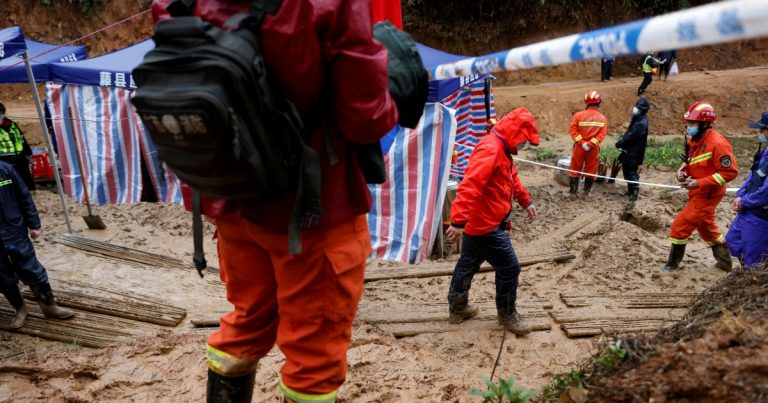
[445,108,539,336]
[726,111,768,267]
[0,161,73,329]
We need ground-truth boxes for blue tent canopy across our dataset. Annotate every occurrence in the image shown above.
[0,27,27,61]
[0,39,87,83]
[415,43,489,102]
[49,40,154,88]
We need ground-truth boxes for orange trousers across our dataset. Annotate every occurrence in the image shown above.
[569,144,600,178]
[207,214,370,397]
[669,196,725,245]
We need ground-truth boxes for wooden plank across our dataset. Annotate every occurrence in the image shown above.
[559,293,696,308]
[356,300,551,324]
[549,308,687,324]
[365,250,575,283]
[561,319,675,338]
[378,317,551,337]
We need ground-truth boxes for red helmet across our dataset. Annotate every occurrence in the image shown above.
[584,90,601,105]
[684,101,717,123]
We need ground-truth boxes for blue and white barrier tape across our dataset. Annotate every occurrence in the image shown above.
[431,0,768,80]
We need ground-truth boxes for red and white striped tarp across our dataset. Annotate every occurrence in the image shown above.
[46,83,182,205]
[442,79,496,178]
[368,103,457,264]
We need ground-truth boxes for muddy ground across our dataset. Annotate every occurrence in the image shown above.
[1,62,767,402]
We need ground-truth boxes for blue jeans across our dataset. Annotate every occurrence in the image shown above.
[447,221,521,316]
[0,237,49,287]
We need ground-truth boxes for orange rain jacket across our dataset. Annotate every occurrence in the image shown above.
[451,108,539,236]
[682,128,738,200]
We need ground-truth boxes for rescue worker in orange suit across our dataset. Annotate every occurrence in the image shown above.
[663,101,738,272]
[568,91,607,196]
[151,0,399,402]
[446,108,540,336]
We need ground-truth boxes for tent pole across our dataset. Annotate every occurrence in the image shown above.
[22,50,73,234]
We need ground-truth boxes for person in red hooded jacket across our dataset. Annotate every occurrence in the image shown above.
[445,108,539,336]
[151,1,399,402]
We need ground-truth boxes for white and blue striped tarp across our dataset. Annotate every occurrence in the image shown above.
[368,103,457,264]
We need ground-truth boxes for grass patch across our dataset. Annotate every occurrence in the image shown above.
[469,376,537,403]
[530,147,558,162]
[539,341,628,402]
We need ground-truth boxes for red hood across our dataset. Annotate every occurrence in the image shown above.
[493,107,540,148]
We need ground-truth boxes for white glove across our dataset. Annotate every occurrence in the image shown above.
[582,143,591,152]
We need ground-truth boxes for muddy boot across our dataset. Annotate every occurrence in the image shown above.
[712,243,732,272]
[498,308,532,336]
[30,283,74,319]
[627,187,639,202]
[568,177,579,196]
[207,369,255,403]
[448,293,479,324]
[1,285,28,329]
[661,244,686,272]
[582,178,594,197]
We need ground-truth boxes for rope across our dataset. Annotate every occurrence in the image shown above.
[511,155,740,193]
[489,329,507,381]
[0,9,152,74]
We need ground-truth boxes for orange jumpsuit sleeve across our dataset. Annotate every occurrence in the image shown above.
[698,139,738,189]
[510,164,532,209]
[451,142,498,227]
[569,113,583,145]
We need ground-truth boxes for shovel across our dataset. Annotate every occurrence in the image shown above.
[67,107,106,230]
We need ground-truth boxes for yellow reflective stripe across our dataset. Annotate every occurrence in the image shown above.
[689,152,712,165]
[712,173,726,186]
[573,135,583,142]
[590,138,600,145]
[280,381,336,403]
[706,235,725,246]
[578,122,605,127]
[206,345,258,376]
[669,237,688,245]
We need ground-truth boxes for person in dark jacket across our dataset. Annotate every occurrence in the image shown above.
[656,49,678,81]
[600,56,614,82]
[0,103,35,190]
[615,97,650,202]
[0,161,73,329]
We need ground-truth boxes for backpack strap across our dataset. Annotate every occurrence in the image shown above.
[225,0,282,30]
[191,189,207,277]
[167,0,196,17]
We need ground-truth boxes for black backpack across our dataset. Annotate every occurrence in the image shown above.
[131,0,320,274]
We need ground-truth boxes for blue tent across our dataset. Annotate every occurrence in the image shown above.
[416,43,489,102]
[0,27,27,60]
[48,40,154,88]
[0,39,87,83]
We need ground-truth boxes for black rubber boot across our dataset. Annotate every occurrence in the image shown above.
[1,285,28,329]
[661,244,686,272]
[498,308,531,336]
[30,282,74,319]
[712,243,732,272]
[207,369,255,403]
[448,293,479,324]
[627,187,639,202]
[568,177,579,195]
[583,178,594,196]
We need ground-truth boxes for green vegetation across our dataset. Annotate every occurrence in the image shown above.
[601,138,683,169]
[531,147,558,162]
[539,341,628,402]
[469,376,537,403]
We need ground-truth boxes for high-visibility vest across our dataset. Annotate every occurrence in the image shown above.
[642,55,653,73]
[0,123,25,157]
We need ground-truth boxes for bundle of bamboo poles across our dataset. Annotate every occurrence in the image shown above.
[21,279,186,327]
[365,249,574,282]
[57,234,192,271]
[0,304,164,348]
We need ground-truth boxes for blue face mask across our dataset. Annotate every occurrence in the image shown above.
[686,126,699,136]
[759,133,768,144]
